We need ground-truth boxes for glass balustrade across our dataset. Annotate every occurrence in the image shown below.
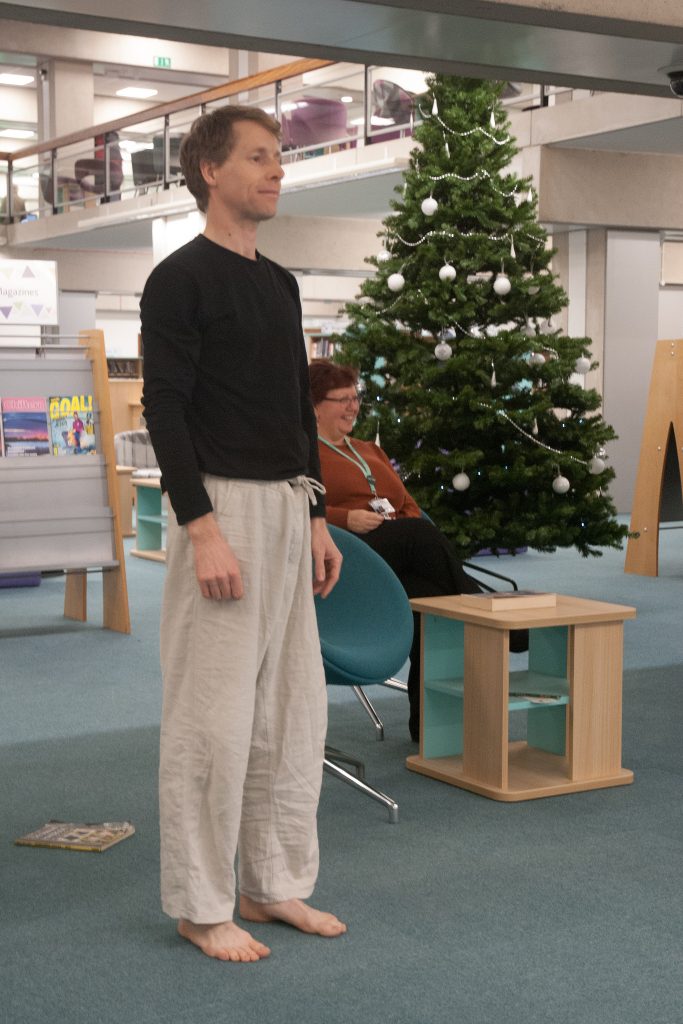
[2,62,572,225]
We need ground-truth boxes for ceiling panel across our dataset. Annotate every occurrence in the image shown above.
[1,0,683,96]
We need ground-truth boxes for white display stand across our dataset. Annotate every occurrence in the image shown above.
[0,330,130,632]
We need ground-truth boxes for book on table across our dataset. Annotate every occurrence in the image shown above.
[456,590,557,611]
[15,820,135,852]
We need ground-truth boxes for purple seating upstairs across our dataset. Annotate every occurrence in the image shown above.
[370,79,414,141]
[281,95,356,152]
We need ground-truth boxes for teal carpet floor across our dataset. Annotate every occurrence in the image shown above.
[1,524,682,1024]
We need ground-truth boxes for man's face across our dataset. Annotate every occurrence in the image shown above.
[201,120,284,223]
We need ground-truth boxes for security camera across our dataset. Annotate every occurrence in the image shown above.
[660,63,683,96]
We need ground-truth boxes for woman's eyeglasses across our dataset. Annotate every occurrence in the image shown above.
[322,394,361,407]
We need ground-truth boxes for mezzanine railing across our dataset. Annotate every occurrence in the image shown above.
[1,58,430,224]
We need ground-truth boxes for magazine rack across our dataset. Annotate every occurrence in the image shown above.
[0,330,130,632]
[624,339,683,576]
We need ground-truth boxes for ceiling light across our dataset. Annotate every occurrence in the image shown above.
[0,73,35,87]
[116,87,159,99]
[0,128,36,139]
[340,95,353,103]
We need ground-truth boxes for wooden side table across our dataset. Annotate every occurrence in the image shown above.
[406,594,636,801]
[131,478,166,562]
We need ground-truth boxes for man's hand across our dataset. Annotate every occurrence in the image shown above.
[186,513,244,600]
[347,509,384,534]
[310,517,342,598]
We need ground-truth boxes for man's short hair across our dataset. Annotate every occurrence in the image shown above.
[180,105,281,213]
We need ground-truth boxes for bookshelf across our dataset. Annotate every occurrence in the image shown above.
[106,332,143,379]
[107,356,143,378]
[306,329,336,362]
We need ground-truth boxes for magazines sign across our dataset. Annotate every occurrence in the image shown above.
[0,259,58,325]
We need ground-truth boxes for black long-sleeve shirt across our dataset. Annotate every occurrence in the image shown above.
[140,234,324,525]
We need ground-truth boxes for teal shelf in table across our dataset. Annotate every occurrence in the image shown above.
[131,480,167,562]
[422,615,569,760]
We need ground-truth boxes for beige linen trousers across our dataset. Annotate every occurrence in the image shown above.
[159,475,327,924]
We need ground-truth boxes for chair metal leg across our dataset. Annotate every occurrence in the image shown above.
[323,756,399,823]
[462,560,518,591]
[382,676,408,693]
[325,745,365,780]
[352,685,384,740]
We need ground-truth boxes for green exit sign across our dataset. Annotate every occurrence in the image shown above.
[154,56,172,69]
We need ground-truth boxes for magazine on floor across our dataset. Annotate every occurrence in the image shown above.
[15,820,135,852]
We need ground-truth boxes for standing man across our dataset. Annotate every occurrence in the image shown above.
[140,106,345,963]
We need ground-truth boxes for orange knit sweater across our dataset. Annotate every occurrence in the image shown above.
[317,437,421,529]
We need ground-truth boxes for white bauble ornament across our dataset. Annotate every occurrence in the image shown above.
[387,273,405,292]
[589,456,605,475]
[439,262,456,282]
[421,196,438,216]
[434,341,452,361]
[452,472,471,491]
[523,272,540,295]
[575,356,591,375]
[528,352,545,366]
[493,273,511,296]
[377,249,391,263]
[552,474,570,494]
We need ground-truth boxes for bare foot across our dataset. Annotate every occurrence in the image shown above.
[177,918,271,962]
[240,894,346,937]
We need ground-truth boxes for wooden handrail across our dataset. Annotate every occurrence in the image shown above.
[0,57,334,164]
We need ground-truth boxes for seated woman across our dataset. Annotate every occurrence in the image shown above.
[309,358,487,742]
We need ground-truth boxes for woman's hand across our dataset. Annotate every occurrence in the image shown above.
[347,510,385,533]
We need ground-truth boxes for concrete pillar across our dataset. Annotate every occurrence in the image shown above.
[603,231,661,513]
[58,291,97,335]
[585,229,607,398]
[551,232,569,335]
[37,59,94,140]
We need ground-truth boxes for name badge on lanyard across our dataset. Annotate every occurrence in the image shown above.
[319,435,396,518]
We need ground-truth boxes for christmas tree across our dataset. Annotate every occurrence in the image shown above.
[335,74,628,558]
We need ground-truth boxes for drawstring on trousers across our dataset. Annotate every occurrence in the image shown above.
[289,476,326,507]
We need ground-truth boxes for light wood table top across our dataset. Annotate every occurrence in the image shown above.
[410,593,636,629]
